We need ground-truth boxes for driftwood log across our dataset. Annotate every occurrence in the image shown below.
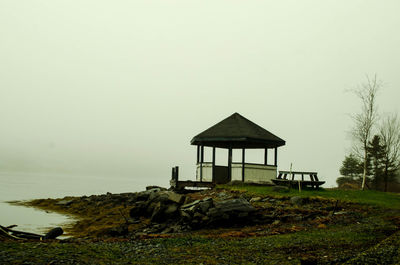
[0,225,63,240]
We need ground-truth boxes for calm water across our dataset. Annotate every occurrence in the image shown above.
[0,172,149,235]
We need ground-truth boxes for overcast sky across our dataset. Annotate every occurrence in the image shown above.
[1,1,400,188]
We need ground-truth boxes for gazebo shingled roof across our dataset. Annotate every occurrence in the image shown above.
[191,113,285,149]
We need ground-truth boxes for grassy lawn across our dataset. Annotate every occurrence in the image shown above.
[1,223,396,264]
[218,184,400,209]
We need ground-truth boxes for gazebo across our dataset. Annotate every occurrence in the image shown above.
[191,113,285,184]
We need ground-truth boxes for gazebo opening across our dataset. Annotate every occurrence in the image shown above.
[191,113,285,184]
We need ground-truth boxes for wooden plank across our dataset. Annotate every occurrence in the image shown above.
[231,162,277,167]
[272,179,325,188]
[175,180,215,190]
[313,174,319,181]
[279,171,318,175]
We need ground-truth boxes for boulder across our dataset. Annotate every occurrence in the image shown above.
[198,198,213,214]
[146,186,167,191]
[272,220,281,225]
[212,198,256,213]
[180,210,192,220]
[290,196,305,206]
[136,188,162,201]
[165,191,185,205]
[150,201,181,223]
[148,191,185,205]
[44,227,64,239]
[148,191,168,202]
[164,203,179,215]
[250,197,262,203]
[217,192,230,199]
[129,201,149,218]
[193,212,206,220]
[150,202,165,222]
[207,198,256,223]
[181,200,202,214]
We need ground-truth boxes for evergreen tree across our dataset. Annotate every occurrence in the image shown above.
[339,154,363,179]
[381,151,399,192]
[366,135,385,190]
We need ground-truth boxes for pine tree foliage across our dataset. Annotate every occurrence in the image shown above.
[339,154,363,179]
[366,135,385,189]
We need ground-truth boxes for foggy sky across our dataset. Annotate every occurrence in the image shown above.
[1,1,400,188]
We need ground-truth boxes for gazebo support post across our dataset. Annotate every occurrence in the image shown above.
[274,147,278,167]
[228,148,232,182]
[212,147,216,183]
[200,145,204,182]
[242,148,245,182]
[197,145,200,164]
[264,148,268,165]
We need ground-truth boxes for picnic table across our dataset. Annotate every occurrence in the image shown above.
[272,171,325,189]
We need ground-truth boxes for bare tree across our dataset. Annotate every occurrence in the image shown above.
[350,75,381,190]
[379,114,400,191]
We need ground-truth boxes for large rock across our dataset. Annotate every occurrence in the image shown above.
[146,186,167,191]
[148,190,168,202]
[44,227,64,239]
[150,202,180,223]
[150,202,165,222]
[136,188,162,201]
[207,198,256,223]
[164,203,179,215]
[129,201,149,218]
[180,199,212,220]
[149,191,185,205]
[198,198,213,214]
[290,196,305,206]
[212,198,255,213]
[181,200,202,214]
[163,191,185,204]
[250,197,262,203]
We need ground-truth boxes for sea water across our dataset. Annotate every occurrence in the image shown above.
[0,172,149,235]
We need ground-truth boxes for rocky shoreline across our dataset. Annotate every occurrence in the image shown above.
[2,185,400,264]
[13,186,360,239]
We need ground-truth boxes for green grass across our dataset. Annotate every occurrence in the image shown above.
[218,184,400,209]
[2,219,397,265]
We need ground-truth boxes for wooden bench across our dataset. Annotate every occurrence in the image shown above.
[272,171,325,189]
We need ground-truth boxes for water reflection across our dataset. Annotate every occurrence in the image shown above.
[0,171,149,235]
[0,202,74,235]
